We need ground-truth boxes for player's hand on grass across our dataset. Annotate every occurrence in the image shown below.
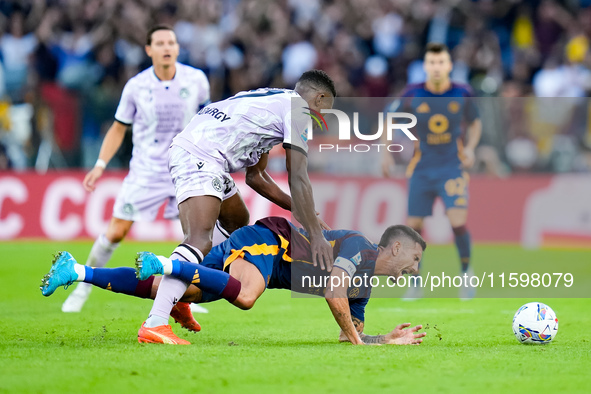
[461,148,476,169]
[311,235,333,271]
[386,323,426,345]
[83,167,105,192]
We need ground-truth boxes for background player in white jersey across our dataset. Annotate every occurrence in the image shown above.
[62,25,210,313]
[139,71,337,343]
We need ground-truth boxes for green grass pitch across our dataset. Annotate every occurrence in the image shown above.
[1,240,590,393]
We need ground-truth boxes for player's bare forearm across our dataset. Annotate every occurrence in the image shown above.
[465,119,482,150]
[289,172,321,235]
[326,297,364,345]
[339,316,364,342]
[460,119,481,169]
[339,317,388,344]
[97,121,128,165]
[246,171,292,211]
[245,154,292,211]
[82,121,127,192]
[83,121,129,191]
[341,317,426,345]
[359,333,389,345]
[286,148,333,269]
[285,149,322,236]
[326,272,363,345]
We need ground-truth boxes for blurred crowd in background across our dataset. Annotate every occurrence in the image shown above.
[1,0,591,175]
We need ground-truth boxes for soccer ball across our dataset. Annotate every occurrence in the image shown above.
[512,302,558,344]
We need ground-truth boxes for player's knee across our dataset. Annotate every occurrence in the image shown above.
[106,225,129,243]
[109,232,125,243]
[235,294,257,310]
[452,225,468,236]
[183,226,215,252]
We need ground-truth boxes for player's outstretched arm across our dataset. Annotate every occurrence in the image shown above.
[338,316,364,342]
[83,121,128,192]
[245,153,292,211]
[365,323,426,345]
[340,318,426,345]
[325,268,364,345]
[285,148,333,271]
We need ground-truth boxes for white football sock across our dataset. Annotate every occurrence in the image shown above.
[144,244,204,327]
[145,314,169,328]
[86,234,119,268]
[157,255,173,275]
[73,264,86,281]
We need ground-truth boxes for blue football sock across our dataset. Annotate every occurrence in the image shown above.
[171,259,241,302]
[200,291,222,303]
[85,267,140,295]
[453,226,471,272]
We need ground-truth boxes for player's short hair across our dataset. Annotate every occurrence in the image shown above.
[378,225,427,251]
[297,70,337,97]
[425,42,450,56]
[146,25,175,46]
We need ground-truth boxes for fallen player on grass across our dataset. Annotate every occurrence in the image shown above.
[41,217,427,346]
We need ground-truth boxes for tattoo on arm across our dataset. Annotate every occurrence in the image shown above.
[360,334,388,345]
[351,317,387,344]
[351,317,364,334]
[351,318,388,344]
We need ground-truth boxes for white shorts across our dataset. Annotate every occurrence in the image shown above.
[112,173,179,222]
[168,145,238,204]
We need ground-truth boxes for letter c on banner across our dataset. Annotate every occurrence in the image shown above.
[0,177,28,239]
[41,178,86,239]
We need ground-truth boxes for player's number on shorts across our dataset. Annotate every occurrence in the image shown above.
[445,175,467,197]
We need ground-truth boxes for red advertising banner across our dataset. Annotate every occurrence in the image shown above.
[1,171,590,248]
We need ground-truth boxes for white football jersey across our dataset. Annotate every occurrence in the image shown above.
[114,63,210,180]
[172,88,310,172]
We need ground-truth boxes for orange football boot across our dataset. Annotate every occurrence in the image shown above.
[170,302,202,332]
[138,322,190,345]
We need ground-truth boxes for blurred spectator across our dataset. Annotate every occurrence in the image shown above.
[0,0,588,174]
[1,13,35,102]
[282,30,318,85]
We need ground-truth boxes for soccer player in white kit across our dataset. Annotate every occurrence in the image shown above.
[62,26,210,314]
[137,70,337,344]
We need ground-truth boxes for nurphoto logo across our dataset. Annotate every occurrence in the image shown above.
[305,108,417,153]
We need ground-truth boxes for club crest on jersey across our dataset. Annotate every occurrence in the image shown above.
[348,287,360,298]
[123,203,134,216]
[212,178,223,192]
[179,88,190,99]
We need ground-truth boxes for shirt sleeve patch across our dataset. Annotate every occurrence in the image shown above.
[333,256,357,277]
